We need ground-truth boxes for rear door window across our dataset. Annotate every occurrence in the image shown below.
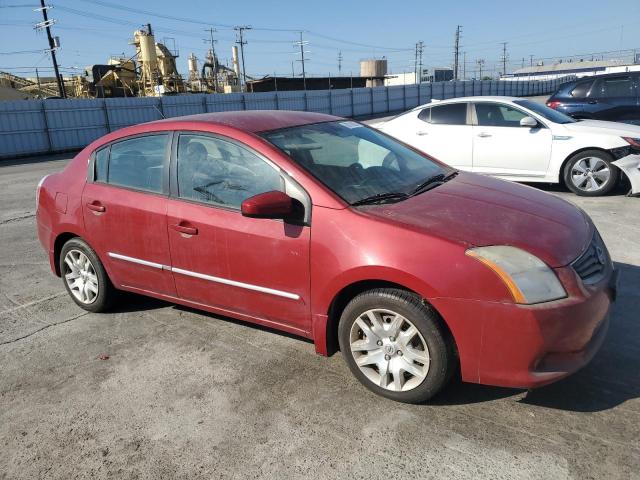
[593,76,634,98]
[429,103,468,125]
[106,135,168,193]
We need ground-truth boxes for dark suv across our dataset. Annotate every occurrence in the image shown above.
[547,72,640,125]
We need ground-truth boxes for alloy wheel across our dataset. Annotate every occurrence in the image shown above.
[63,249,99,304]
[349,308,430,392]
[570,157,610,193]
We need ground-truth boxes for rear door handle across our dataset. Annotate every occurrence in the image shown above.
[172,223,198,236]
[587,101,598,104]
[86,201,105,213]
[416,130,429,136]
[477,132,491,138]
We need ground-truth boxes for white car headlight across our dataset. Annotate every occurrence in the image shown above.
[466,246,567,305]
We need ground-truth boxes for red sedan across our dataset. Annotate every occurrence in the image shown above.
[36,111,617,403]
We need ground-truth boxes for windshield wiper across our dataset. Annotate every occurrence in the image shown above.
[409,171,458,197]
[351,192,409,206]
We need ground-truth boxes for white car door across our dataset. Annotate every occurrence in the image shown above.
[472,102,553,178]
[382,103,473,170]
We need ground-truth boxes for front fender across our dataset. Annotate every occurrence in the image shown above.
[612,154,640,196]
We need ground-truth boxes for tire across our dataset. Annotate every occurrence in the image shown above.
[59,237,115,313]
[338,288,455,404]
[563,150,619,197]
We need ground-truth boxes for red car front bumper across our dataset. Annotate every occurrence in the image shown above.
[434,267,617,389]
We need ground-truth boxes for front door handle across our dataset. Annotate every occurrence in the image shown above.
[172,223,198,236]
[416,130,429,136]
[86,201,105,213]
[587,101,598,104]
[477,132,492,138]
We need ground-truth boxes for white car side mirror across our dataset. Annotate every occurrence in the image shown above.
[520,116,538,128]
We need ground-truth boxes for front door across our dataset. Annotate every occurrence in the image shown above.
[82,133,175,296]
[472,102,552,178]
[166,132,311,333]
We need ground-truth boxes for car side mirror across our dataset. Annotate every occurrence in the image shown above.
[241,191,294,219]
[520,116,539,128]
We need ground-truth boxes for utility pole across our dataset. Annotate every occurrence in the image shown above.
[35,0,65,98]
[234,25,251,91]
[453,25,462,81]
[414,43,419,84]
[476,59,485,79]
[35,68,42,96]
[529,54,534,67]
[294,31,309,90]
[500,42,508,77]
[338,50,343,75]
[204,27,219,93]
[417,41,424,84]
[462,51,466,80]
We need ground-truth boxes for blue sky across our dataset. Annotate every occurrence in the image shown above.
[1,0,639,80]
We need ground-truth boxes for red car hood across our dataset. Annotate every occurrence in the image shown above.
[362,173,592,268]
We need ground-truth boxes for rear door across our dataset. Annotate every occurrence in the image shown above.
[166,132,311,333]
[408,103,473,170]
[589,75,639,124]
[82,133,175,296]
[471,102,552,178]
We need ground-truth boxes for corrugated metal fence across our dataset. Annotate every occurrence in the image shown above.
[0,77,572,159]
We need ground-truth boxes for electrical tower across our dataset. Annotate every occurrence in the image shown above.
[294,31,309,90]
[500,42,508,76]
[234,25,251,91]
[453,25,462,81]
[35,0,65,98]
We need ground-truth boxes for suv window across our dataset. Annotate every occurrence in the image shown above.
[570,80,593,98]
[176,134,284,209]
[475,103,527,127]
[594,76,634,98]
[103,134,168,193]
[429,103,467,125]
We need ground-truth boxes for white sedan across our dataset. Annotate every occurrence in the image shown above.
[373,96,640,196]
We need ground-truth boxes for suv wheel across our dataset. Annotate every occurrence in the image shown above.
[564,150,619,196]
[338,288,455,404]
[60,238,115,312]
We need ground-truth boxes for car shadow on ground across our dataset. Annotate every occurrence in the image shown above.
[434,261,640,412]
[109,263,638,413]
[524,178,632,196]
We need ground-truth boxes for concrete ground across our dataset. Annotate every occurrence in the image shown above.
[0,154,639,480]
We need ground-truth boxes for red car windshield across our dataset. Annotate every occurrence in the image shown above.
[261,121,448,205]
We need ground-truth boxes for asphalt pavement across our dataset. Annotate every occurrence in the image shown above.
[0,154,639,479]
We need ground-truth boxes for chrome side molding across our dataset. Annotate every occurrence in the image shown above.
[107,252,300,301]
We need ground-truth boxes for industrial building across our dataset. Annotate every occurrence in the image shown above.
[504,57,640,81]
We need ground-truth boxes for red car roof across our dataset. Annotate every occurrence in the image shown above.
[151,110,341,133]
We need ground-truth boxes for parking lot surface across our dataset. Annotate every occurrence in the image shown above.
[1,154,639,479]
